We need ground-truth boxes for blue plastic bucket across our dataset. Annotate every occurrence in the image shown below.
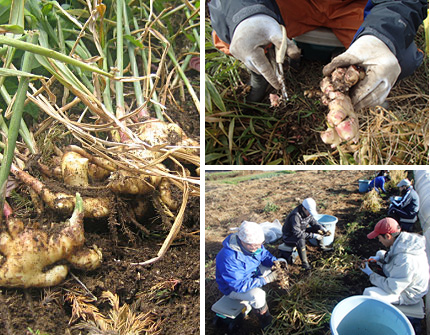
[359,180,370,193]
[309,214,337,246]
[330,296,414,335]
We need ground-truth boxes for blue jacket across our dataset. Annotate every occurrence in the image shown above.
[216,233,277,296]
[369,176,387,192]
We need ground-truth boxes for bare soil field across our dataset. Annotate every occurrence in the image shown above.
[205,170,422,335]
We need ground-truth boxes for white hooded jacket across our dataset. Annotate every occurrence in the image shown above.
[370,232,429,305]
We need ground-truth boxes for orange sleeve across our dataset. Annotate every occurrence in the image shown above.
[212,31,232,56]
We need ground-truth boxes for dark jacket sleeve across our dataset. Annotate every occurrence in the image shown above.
[354,0,428,79]
[308,216,325,232]
[208,0,282,44]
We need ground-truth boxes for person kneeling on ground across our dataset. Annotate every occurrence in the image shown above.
[279,198,331,270]
[388,179,420,232]
[215,221,287,330]
[360,218,429,305]
[368,174,390,194]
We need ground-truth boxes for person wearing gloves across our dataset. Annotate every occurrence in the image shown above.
[279,198,330,270]
[388,179,420,232]
[215,221,287,330]
[360,218,429,306]
[368,174,390,194]
[208,0,427,111]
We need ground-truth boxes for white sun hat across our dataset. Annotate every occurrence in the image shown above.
[397,179,411,187]
[302,198,319,217]
[238,221,265,244]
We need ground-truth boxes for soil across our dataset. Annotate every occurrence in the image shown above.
[205,170,424,335]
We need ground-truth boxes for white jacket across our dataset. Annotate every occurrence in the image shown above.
[370,232,429,305]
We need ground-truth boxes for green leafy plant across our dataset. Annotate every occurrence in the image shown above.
[27,328,50,335]
[263,201,279,213]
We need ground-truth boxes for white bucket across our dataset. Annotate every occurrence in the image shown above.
[309,214,337,246]
[330,296,414,335]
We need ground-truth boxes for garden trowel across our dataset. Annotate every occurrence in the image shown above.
[275,24,288,101]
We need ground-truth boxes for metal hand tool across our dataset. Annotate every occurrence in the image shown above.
[275,24,288,101]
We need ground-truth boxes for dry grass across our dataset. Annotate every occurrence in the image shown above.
[268,251,360,334]
[386,170,408,189]
[360,189,383,212]
[67,291,160,335]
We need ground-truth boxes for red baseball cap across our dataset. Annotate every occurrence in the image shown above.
[367,218,401,239]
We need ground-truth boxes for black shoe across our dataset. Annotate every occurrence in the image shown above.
[302,262,312,271]
[246,72,268,103]
[259,311,273,330]
[297,247,311,270]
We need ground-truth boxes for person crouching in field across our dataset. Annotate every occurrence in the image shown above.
[368,174,391,194]
[215,221,287,330]
[361,218,429,306]
[388,179,420,232]
[279,198,331,270]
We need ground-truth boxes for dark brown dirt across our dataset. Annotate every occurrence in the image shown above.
[2,183,199,334]
[205,170,423,335]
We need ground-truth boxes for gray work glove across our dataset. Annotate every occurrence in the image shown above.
[318,229,331,237]
[230,14,301,90]
[276,258,288,266]
[323,35,401,111]
[310,233,323,241]
[264,269,279,284]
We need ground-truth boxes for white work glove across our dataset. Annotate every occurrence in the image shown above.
[230,14,301,90]
[360,261,374,276]
[376,250,386,260]
[264,269,279,284]
[323,35,401,110]
[311,233,323,241]
[276,258,288,266]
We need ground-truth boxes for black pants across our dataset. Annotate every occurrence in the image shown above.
[388,208,417,232]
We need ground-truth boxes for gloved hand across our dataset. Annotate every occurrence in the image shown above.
[360,261,373,276]
[230,14,301,90]
[264,269,279,284]
[323,35,401,110]
[368,255,380,262]
[311,233,323,241]
[275,258,288,266]
[376,250,386,260]
[318,229,331,237]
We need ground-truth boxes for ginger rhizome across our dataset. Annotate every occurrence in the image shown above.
[319,65,365,147]
[0,193,101,288]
